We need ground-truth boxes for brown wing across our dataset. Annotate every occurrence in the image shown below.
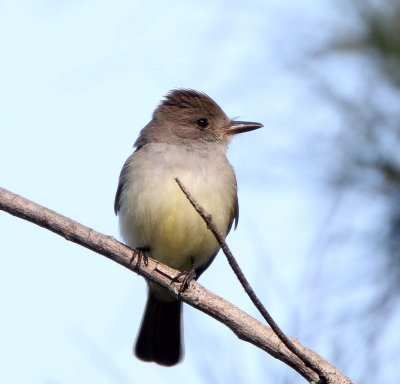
[114,153,135,215]
[226,174,239,234]
[114,182,124,215]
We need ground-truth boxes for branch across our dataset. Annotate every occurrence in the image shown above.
[0,187,354,384]
[174,178,326,381]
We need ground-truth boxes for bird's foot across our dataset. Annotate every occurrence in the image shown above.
[129,247,150,273]
[171,268,196,298]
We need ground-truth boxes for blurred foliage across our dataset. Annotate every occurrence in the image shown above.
[306,0,400,382]
[357,0,400,85]
[332,0,400,86]
[328,0,400,282]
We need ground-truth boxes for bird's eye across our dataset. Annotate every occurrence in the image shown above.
[196,118,209,128]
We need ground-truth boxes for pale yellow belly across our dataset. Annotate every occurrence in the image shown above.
[119,166,235,272]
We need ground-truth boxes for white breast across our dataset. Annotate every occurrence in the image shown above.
[118,142,237,271]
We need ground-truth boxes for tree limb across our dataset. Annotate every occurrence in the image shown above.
[0,187,354,384]
[175,177,327,381]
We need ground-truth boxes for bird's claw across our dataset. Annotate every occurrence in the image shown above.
[171,268,196,298]
[129,247,149,273]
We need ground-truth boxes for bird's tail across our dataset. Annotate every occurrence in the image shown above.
[135,289,183,366]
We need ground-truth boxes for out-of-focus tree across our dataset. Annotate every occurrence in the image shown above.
[301,1,400,382]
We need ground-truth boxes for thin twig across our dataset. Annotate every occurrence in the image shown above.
[175,177,327,383]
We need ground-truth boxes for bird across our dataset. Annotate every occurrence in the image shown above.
[114,89,262,366]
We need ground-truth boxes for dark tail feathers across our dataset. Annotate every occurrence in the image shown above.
[135,290,183,366]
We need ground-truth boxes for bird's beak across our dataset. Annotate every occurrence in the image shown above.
[225,120,263,135]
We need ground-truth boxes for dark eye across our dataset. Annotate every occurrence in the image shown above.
[196,118,209,128]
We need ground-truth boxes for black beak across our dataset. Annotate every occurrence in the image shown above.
[225,120,263,135]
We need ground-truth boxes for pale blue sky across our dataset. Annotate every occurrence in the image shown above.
[0,1,369,383]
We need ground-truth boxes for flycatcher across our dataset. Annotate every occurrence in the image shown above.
[114,89,262,366]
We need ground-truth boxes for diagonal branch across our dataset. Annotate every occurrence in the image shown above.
[0,186,354,384]
[174,177,326,381]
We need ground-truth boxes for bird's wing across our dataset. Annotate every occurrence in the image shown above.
[226,174,239,234]
[114,152,135,215]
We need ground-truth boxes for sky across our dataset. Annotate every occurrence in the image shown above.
[0,1,366,383]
